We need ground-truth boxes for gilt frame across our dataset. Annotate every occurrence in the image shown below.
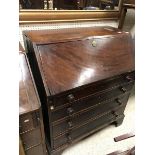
[19,0,123,24]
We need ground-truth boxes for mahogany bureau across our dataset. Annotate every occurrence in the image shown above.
[23,26,135,155]
[19,52,46,155]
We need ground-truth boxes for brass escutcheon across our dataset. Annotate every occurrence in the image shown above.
[92,40,97,47]
[50,106,54,110]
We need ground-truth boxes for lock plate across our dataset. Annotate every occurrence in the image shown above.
[92,40,97,47]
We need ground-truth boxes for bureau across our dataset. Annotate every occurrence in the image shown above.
[19,52,46,155]
[23,26,135,155]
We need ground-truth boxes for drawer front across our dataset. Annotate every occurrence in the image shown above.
[51,71,134,108]
[25,143,45,155]
[19,113,34,133]
[53,107,124,149]
[20,128,42,150]
[52,93,130,137]
[50,82,133,123]
[19,112,40,133]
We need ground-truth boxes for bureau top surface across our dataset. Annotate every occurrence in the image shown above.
[24,26,130,44]
[25,26,134,96]
[19,52,41,115]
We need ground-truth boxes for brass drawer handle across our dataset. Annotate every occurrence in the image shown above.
[115,98,123,105]
[67,107,74,116]
[126,75,132,82]
[67,94,75,102]
[112,111,119,117]
[119,87,127,93]
[67,134,72,143]
[24,119,30,123]
[68,121,73,128]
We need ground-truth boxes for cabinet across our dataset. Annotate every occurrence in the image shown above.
[23,26,135,155]
[19,52,46,155]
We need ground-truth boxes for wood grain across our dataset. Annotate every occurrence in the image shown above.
[24,26,134,96]
[19,53,41,114]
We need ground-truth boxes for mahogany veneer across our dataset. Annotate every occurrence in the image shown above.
[23,26,135,155]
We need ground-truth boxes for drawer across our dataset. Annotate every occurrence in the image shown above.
[19,112,40,133]
[52,93,130,137]
[50,82,133,122]
[53,107,124,149]
[20,128,42,150]
[50,71,134,108]
[25,143,45,155]
[19,113,34,133]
